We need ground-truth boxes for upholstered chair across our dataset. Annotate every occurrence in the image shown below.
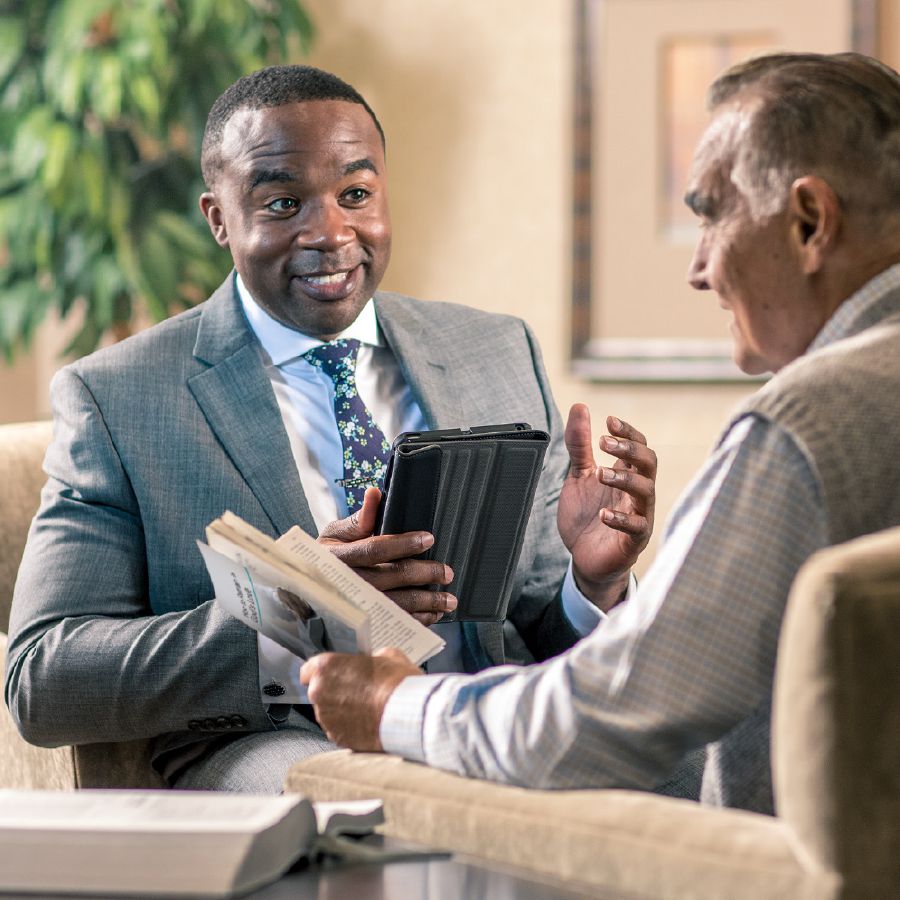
[0,421,163,789]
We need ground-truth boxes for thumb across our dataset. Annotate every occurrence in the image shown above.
[356,487,383,534]
[565,403,596,473]
[299,655,322,685]
[319,487,382,541]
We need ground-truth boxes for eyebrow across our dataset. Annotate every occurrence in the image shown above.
[683,189,715,218]
[343,158,378,176]
[249,169,294,191]
[248,158,379,192]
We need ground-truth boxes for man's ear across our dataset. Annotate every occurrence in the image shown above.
[199,192,229,248]
[788,176,841,275]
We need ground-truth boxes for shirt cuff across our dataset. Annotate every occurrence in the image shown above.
[379,673,448,761]
[257,634,307,704]
[561,561,637,635]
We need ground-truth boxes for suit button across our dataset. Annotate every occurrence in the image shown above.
[230,715,246,728]
[215,716,229,728]
[188,720,201,731]
[263,682,286,697]
[201,718,215,731]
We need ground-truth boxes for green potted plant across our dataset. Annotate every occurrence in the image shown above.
[0,0,313,360]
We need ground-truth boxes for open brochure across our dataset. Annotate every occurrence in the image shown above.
[198,511,445,668]
[0,789,384,898]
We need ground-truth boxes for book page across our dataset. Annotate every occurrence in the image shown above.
[0,789,309,832]
[277,525,445,666]
[205,523,364,627]
[199,543,364,656]
[313,799,384,836]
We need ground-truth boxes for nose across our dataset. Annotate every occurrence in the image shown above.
[297,199,354,251]
[687,235,710,291]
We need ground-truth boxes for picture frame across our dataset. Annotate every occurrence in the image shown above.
[571,0,878,381]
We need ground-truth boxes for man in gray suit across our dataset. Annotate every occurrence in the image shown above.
[5,65,656,791]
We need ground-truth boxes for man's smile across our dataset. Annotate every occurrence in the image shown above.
[292,263,364,301]
[302,271,354,286]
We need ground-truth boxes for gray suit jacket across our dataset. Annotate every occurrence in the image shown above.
[5,276,575,773]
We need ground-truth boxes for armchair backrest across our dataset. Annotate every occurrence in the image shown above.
[774,524,900,899]
[0,421,53,634]
[0,420,165,789]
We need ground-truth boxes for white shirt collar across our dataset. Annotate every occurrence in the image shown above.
[236,273,383,366]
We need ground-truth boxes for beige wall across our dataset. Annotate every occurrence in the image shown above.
[303,0,756,569]
[0,308,83,424]
[4,0,899,568]
[0,353,38,424]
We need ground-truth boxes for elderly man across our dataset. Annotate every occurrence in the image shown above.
[5,65,655,793]
[302,51,900,813]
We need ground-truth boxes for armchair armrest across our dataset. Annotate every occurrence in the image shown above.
[285,750,828,899]
[0,632,77,789]
[1,632,165,789]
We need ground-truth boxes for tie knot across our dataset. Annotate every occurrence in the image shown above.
[303,338,361,381]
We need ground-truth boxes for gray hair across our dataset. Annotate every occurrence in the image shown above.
[708,52,900,224]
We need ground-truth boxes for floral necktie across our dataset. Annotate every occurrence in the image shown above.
[303,339,391,514]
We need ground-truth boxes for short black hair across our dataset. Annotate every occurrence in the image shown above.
[200,65,385,188]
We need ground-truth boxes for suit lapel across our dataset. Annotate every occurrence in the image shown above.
[187,276,316,537]
[376,293,505,663]
[374,294,465,429]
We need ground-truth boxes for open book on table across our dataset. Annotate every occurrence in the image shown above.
[198,511,445,669]
[0,789,384,898]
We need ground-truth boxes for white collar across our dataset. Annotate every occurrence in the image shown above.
[236,273,383,366]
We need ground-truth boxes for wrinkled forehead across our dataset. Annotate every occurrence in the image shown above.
[685,105,747,200]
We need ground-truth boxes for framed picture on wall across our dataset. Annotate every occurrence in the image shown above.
[571,0,877,381]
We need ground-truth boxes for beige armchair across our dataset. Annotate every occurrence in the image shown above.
[0,421,163,789]
[285,526,900,899]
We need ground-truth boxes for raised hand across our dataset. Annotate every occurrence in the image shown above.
[557,404,657,611]
[317,487,458,625]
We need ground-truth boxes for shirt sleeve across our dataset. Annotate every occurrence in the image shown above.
[257,635,307,703]
[380,674,447,758]
[560,563,638,635]
[379,415,827,789]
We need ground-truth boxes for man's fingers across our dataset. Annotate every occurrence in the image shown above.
[326,531,435,567]
[568,408,656,477]
[299,651,335,685]
[600,431,658,478]
[409,611,446,626]
[387,589,458,624]
[600,508,650,537]
[355,487,383,535]
[564,403,596,473]
[599,467,656,515]
[361,560,453,592]
[606,415,648,447]
[319,488,383,542]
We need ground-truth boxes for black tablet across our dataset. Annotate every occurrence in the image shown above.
[376,423,550,622]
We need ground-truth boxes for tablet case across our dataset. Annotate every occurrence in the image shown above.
[376,423,550,622]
